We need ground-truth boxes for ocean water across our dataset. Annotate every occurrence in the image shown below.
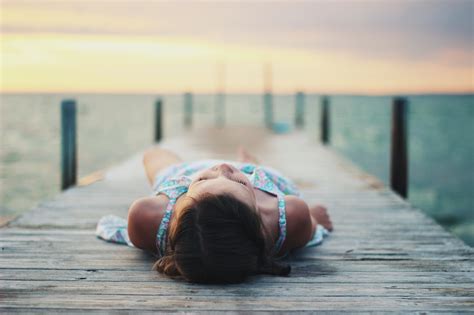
[328,95,474,246]
[1,93,473,246]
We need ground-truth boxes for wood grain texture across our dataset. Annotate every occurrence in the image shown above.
[1,127,473,313]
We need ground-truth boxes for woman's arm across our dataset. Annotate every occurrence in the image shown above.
[276,196,314,255]
[136,148,182,251]
[277,196,332,256]
[127,195,169,253]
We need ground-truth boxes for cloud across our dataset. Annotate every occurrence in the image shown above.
[2,0,473,65]
[1,1,472,93]
[2,33,472,94]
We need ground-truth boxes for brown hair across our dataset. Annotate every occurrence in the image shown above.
[153,193,291,283]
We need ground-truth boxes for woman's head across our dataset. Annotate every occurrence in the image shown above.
[154,192,291,283]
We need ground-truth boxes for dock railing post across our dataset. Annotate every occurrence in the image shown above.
[184,92,193,128]
[390,97,409,198]
[61,99,77,190]
[264,92,273,129]
[321,96,330,144]
[154,98,162,142]
[295,91,305,128]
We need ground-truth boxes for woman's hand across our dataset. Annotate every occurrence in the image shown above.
[309,205,333,231]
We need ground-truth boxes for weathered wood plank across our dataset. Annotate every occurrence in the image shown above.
[1,268,473,283]
[2,280,474,300]
[1,295,473,312]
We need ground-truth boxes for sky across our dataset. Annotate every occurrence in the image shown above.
[1,0,473,94]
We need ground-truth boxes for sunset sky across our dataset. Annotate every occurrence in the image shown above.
[1,0,473,94]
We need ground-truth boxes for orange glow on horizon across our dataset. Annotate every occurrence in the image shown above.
[1,33,473,95]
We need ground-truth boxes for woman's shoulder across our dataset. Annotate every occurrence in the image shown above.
[276,195,313,256]
[127,194,170,253]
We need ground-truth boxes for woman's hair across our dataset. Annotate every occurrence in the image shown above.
[153,193,291,283]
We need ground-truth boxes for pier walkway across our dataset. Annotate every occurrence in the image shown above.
[1,127,473,313]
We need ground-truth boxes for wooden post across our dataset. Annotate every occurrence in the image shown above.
[263,63,273,130]
[154,98,162,142]
[61,99,77,190]
[390,97,409,198]
[184,92,193,127]
[215,62,226,127]
[295,91,305,128]
[321,96,330,144]
[215,93,225,127]
[263,93,273,129]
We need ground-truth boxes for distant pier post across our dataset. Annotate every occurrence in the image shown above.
[390,97,409,198]
[61,99,77,190]
[295,91,305,128]
[216,93,225,127]
[262,63,273,130]
[321,96,330,144]
[264,92,273,129]
[215,62,226,127]
[154,98,162,142]
[184,92,193,127]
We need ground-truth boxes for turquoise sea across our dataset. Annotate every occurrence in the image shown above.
[1,93,473,245]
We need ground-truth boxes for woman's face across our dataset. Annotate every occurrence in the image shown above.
[186,163,257,208]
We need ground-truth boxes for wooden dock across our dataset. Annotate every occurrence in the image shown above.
[1,127,473,313]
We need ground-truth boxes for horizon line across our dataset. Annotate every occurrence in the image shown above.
[2,90,473,97]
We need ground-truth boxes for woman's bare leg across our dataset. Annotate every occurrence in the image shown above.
[237,146,259,164]
[143,147,183,186]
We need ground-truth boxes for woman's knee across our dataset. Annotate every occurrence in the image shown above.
[143,147,160,165]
